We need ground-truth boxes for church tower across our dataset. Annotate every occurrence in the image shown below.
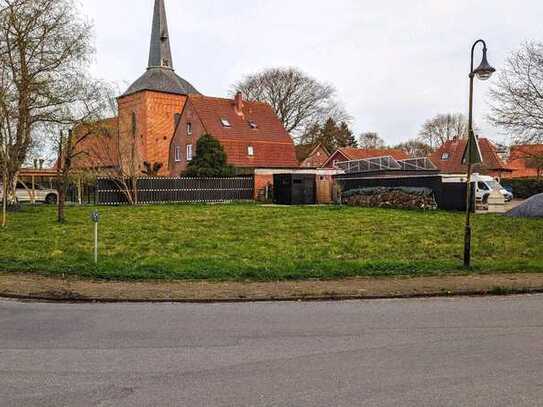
[117,0,199,175]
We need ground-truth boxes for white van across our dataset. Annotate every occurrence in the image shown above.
[472,174,513,203]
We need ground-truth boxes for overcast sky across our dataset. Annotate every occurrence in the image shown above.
[80,0,543,146]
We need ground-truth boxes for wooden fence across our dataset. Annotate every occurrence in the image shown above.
[96,177,254,205]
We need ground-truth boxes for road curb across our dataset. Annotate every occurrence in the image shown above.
[1,287,542,304]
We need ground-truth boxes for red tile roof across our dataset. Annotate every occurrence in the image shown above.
[188,95,299,168]
[322,148,408,168]
[507,144,543,178]
[71,118,120,170]
[430,137,512,175]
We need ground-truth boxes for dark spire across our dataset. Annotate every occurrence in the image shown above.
[122,0,200,97]
[148,0,173,70]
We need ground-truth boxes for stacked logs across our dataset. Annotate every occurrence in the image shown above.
[342,187,437,210]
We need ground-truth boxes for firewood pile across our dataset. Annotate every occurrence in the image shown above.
[342,187,437,210]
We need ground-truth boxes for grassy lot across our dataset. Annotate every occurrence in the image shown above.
[0,204,542,281]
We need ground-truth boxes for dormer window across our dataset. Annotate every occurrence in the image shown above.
[248,121,258,129]
[247,145,254,157]
[187,122,192,135]
[441,153,450,161]
[220,118,231,128]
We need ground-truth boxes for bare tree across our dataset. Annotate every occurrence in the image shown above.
[232,67,349,137]
[53,81,117,222]
[488,42,543,144]
[395,140,434,158]
[83,113,141,205]
[358,132,385,149]
[418,113,470,148]
[0,0,93,225]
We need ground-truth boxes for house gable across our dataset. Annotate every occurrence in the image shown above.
[300,144,330,168]
[169,98,206,175]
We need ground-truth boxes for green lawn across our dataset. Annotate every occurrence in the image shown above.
[0,204,542,281]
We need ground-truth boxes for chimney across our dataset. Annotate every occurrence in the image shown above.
[234,91,244,117]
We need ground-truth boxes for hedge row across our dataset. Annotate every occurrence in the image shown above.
[501,178,543,199]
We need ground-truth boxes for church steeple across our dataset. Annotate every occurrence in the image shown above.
[148,0,173,70]
[122,0,199,97]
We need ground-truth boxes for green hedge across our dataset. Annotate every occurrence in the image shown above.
[502,178,543,199]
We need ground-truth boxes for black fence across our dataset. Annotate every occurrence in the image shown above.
[65,183,96,205]
[96,177,254,205]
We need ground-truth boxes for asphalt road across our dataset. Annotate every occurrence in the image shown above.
[2,295,543,407]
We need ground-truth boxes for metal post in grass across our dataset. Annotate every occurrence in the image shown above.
[91,210,100,264]
[462,39,495,268]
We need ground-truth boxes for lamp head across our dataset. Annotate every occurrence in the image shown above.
[474,47,496,81]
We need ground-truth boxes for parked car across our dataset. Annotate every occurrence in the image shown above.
[473,174,513,203]
[0,182,58,204]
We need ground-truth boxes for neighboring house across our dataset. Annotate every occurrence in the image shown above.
[72,0,297,176]
[430,137,512,178]
[506,144,543,179]
[321,148,409,168]
[168,93,299,175]
[71,118,120,171]
[298,144,330,168]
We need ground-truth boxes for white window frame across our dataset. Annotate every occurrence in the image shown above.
[441,153,450,161]
[247,145,254,156]
[187,144,193,161]
[187,122,192,135]
[174,145,181,162]
[220,118,231,128]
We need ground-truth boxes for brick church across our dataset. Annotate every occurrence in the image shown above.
[77,0,299,176]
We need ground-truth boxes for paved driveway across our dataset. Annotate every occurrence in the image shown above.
[2,295,543,406]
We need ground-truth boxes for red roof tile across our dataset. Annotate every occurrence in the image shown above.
[188,95,299,168]
[430,137,512,174]
[71,118,120,170]
[507,144,543,178]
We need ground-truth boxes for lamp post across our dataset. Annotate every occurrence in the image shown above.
[463,39,496,268]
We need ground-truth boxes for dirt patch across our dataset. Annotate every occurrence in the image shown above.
[1,272,543,302]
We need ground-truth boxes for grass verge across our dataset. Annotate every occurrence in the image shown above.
[0,204,542,281]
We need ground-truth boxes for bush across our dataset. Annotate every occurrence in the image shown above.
[183,134,235,177]
[501,178,543,199]
[342,187,437,210]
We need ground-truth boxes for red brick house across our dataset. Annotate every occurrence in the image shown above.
[506,144,543,179]
[321,147,409,168]
[430,137,512,178]
[72,0,298,176]
[168,93,299,175]
[298,144,330,168]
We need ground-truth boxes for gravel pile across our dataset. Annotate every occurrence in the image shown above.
[506,193,543,218]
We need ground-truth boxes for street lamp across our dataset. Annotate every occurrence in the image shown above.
[463,39,496,268]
